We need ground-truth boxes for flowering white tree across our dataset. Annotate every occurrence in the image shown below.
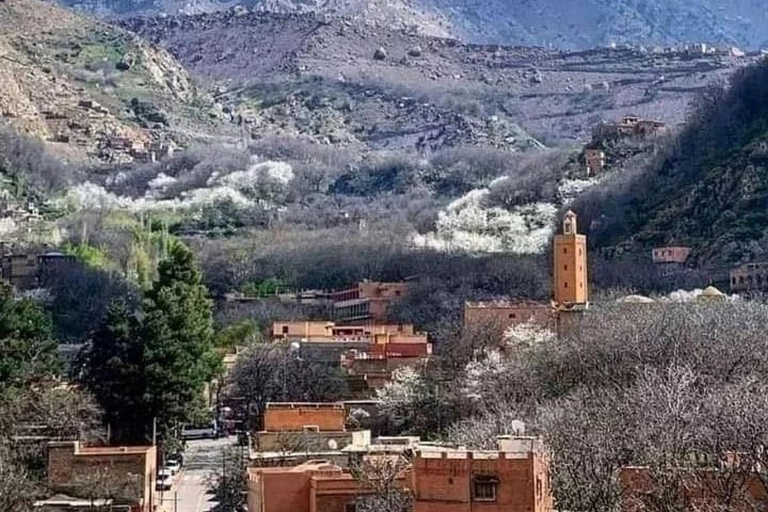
[462,350,508,402]
[413,187,557,254]
[503,321,555,349]
[376,367,424,429]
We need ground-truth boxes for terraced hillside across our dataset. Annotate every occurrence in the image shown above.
[122,10,757,145]
[0,0,234,163]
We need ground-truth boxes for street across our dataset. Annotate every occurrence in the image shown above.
[157,436,237,512]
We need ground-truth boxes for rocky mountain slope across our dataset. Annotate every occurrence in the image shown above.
[580,59,768,267]
[55,0,768,49]
[0,0,234,163]
[121,10,756,146]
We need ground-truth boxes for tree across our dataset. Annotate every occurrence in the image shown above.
[0,282,58,397]
[352,454,412,512]
[208,446,247,512]
[225,344,347,431]
[0,445,35,512]
[140,240,220,435]
[82,301,144,441]
[83,241,220,442]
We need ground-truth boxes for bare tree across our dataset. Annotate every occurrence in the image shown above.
[352,455,412,512]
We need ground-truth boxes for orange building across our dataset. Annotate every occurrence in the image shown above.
[553,211,588,309]
[264,403,346,432]
[332,282,409,323]
[463,211,589,337]
[463,301,556,335]
[248,438,550,512]
[247,460,408,512]
[47,441,157,512]
[272,322,417,341]
[652,247,691,264]
[413,438,552,512]
[256,403,370,452]
[620,466,768,512]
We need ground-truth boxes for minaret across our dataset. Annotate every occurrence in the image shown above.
[553,210,588,309]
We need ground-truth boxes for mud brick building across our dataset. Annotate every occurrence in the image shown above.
[47,441,156,512]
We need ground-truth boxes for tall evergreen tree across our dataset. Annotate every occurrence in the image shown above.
[83,241,220,442]
[140,240,220,434]
[82,301,144,441]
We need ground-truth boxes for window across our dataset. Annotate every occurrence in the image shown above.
[564,248,568,254]
[395,290,401,297]
[345,503,357,512]
[473,476,498,502]
[564,282,568,288]
[282,326,289,334]
[509,313,517,319]
[564,265,568,271]
[732,277,737,285]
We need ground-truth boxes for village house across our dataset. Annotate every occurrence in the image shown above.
[46,441,156,512]
[331,281,409,323]
[652,246,691,264]
[413,437,552,512]
[584,147,606,176]
[730,262,768,293]
[247,459,406,512]
[247,436,552,512]
[271,321,432,377]
[592,115,666,141]
[255,402,371,452]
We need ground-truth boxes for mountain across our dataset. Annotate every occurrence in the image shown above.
[0,0,234,163]
[580,59,768,268]
[53,0,768,50]
[120,9,754,146]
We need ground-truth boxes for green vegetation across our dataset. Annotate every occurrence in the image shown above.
[83,241,221,442]
[579,59,768,266]
[215,319,261,349]
[0,282,58,398]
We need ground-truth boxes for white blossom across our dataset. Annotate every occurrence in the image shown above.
[503,321,555,348]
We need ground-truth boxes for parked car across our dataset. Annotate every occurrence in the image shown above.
[164,460,181,475]
[156,469,173,491]
[167,452,184,468]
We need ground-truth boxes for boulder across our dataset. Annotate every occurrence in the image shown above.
[373,47,387,61]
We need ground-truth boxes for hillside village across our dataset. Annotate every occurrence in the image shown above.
[6,0,768,511]
[11,208,764,512]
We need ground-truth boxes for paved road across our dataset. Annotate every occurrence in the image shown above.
[157,436,236,512]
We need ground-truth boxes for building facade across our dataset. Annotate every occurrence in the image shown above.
[652,247,691,264]
[256,403,370,452]
[553,211,588,309]
[413,438,553,512]
[730,262,768,293]
[332,282,409,324]
[463,301,556,335]
[47,441,156,512]
[584,148,606,176]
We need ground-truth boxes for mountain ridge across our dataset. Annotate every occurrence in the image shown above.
[52,0,768,50]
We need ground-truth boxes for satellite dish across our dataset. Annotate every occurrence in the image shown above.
[328,439,338,450]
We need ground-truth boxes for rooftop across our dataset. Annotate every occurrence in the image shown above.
[465,300,551,309]
[49,441,155,456]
